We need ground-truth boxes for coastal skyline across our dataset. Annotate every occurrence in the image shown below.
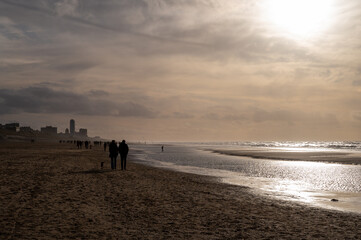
[0,118,90,139]
[0,0,360,141]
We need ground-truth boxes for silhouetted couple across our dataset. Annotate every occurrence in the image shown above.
[108,140,129,170]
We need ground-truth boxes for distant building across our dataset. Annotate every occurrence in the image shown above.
[70,119,75,135]
[41,126,57,135]
[5,123,20,132]
[20,126,34,132]
[79,128,88,137]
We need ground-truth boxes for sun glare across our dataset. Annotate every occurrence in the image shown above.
[264,0,335,37]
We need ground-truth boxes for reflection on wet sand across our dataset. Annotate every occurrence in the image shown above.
[133,144,361,213]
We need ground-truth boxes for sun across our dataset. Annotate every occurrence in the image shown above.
[264,0,335,37]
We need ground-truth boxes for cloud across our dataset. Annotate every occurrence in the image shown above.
[87,90,109,97]
[354,112,361,122]
[0,0,360,140]
[0,16,28,40]
[34,79,77,88]
[0,0,314,63]
[0,0,209,48]
[0,87,155,118]
[52,61,98,73]
[252,109,295,124]
[202,113,221,121]
[55,0,79,17]
[353,79,361,86]
[172,112,194,119]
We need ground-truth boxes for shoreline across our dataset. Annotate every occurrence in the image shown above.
[210,149,361,165]
[132,145,361,214]
[1,143,361,239]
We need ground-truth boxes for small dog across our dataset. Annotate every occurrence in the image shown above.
[100,162,104,169]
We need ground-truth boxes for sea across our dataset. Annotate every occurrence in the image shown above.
[131,141,361,214]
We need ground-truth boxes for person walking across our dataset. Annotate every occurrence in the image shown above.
[109,140,118,170]
[119,140,129,170]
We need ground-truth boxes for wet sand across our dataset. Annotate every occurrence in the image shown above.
[211,149,361,165]
[1,143,361,239]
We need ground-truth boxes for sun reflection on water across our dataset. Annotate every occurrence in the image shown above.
[273,147,335,152]
[134,144,361,213]
[272,179,317,203]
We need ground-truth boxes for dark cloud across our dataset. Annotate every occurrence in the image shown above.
[0,87,155,117]
[87,90,109,97]
[0,0,313,63]
[34,79,77,88]
[0,0,208,47]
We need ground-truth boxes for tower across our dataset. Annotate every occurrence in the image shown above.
[70,119,75,135]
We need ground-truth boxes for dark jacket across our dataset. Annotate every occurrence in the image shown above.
[119,141,129,156]
[109,141,118,157]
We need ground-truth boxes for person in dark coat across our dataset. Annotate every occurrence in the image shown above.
[108,140,118,170]
[118,140,129,170]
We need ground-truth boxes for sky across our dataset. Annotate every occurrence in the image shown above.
[0,0,360,142]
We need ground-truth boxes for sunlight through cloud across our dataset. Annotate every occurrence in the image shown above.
[264,0,336,38]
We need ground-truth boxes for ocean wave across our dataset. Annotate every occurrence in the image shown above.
[189,141,361,151]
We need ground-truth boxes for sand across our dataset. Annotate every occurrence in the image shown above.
[1,142,361,239]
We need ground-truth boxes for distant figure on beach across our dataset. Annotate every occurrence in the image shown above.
[119,140,129,170]
[161,145,164,152]
[103,142,107,152]
[109,140,118,170]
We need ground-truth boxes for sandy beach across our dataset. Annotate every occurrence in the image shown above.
[1,142,361,239]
